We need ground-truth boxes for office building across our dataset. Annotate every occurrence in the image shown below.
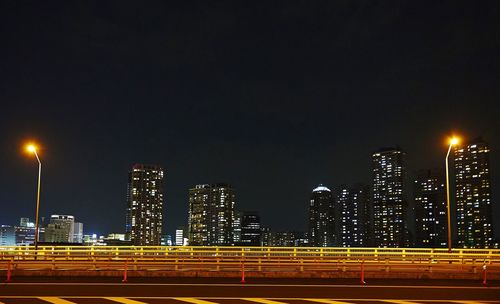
[19,217,30,228]
[454,138,493,248]
[414,169,447,247]
[15,217,35,245]
[175,227,188,246]
[240,212,261,246]
[125,164,164,246]
[73,222,83,243]
[188,183,235,246]
[270,231,296,247]
[102,233,131,246]
[268,231,307,247]
[232,211,243,245]
[372,148,409,247]
[83,234,104,246]
[44,215,79,243]
[308,185,335,247]
[161,234,172,246]
[260,227,271,246]
[0,225,15,246]
[336,184,370,247]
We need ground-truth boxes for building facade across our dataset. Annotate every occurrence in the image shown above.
[240,212,261,246]
[260,227,271,246]
[175,227,188,246]
[372,148,408,247]
[188,183,235,246]
[308,185,335,247]
[125,164,164,246]
[43,215,83,243]
[0,225,15,246]
[414,169,447,247]
[73,222,83,244]
[335,184,370,247]
[454,138,493,248]
[15,217,35,245]
[232,211,242,245]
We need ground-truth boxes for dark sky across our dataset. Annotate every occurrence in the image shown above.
[1,1,499,238]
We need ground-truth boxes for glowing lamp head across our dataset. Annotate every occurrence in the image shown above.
[450,137,459,146]
[26,144,37,153]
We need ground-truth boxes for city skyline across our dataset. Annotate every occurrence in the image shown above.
[2,136,497,246]
[1,2,499,238]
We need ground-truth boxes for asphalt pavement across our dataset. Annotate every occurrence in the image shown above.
[0,277,499,304]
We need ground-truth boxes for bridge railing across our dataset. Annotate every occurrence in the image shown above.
[1,246,499,274]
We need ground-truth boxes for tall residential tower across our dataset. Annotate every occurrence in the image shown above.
[372,148,408,247]
[308,185,335,247]
[335,184,370,247]
[125,164,164,246]
[188,183,235,246]
[454,138,493,248]
[414,169,447,247]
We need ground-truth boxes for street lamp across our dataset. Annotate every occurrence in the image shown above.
[25,143,42,253]
[445,136,459,253]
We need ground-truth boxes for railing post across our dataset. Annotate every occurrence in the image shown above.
[360,260,366,285]
[240,260,246,284]
[5,259,12,283]
[122,258,128,283]
[482,263,487,286]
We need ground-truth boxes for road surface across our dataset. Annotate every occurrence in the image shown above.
[0,278,498,303]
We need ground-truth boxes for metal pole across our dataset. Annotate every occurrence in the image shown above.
[34,151,41,253]
[445,144,453,253]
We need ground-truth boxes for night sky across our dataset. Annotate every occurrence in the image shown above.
[1,1,499,238]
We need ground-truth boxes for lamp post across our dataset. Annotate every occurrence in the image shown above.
[445,137,459,253]
[26,144,42,253]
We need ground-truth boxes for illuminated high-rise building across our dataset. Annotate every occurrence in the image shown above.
[372,148,409,247]
[125,164,164,246]
[15,217,35,245]
[44,215,77,243]
[260,226,271,246]
[240,212,261,246]
[335,184,370,247]
[308,185,335,247]
[175,226,187,246]
[454,138,493,248]
[414,169,447,247]
[232,211,243,245]
[188,183,235,246]
[0,225,15,246]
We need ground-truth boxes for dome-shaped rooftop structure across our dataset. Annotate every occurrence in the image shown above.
[312,184,331,192]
